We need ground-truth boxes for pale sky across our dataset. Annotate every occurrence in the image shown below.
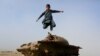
[0,0,100,56]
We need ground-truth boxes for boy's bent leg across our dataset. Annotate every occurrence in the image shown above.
[43,24,47,29]
[43,23,49,29]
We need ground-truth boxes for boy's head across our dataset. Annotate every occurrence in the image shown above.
[46,4,51,10]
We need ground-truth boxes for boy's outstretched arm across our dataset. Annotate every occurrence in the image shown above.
[36,12,45,22]
[51,10,64,13]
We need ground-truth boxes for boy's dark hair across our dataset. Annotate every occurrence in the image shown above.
[46,4,51,8]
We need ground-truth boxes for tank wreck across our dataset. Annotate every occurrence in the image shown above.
[17,32,81,56]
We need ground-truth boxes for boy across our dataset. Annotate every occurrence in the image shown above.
[36,4,63,31]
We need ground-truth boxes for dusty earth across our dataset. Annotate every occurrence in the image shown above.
[0,51,22,56]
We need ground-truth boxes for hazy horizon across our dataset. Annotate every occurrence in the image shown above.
[0,0,100,56]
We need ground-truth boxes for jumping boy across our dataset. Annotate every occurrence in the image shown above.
[36,4,63,31]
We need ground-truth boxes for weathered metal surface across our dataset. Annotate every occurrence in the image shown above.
[17,33,81,56]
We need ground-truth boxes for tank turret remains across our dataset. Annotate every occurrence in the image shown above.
[17,32,81,56]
